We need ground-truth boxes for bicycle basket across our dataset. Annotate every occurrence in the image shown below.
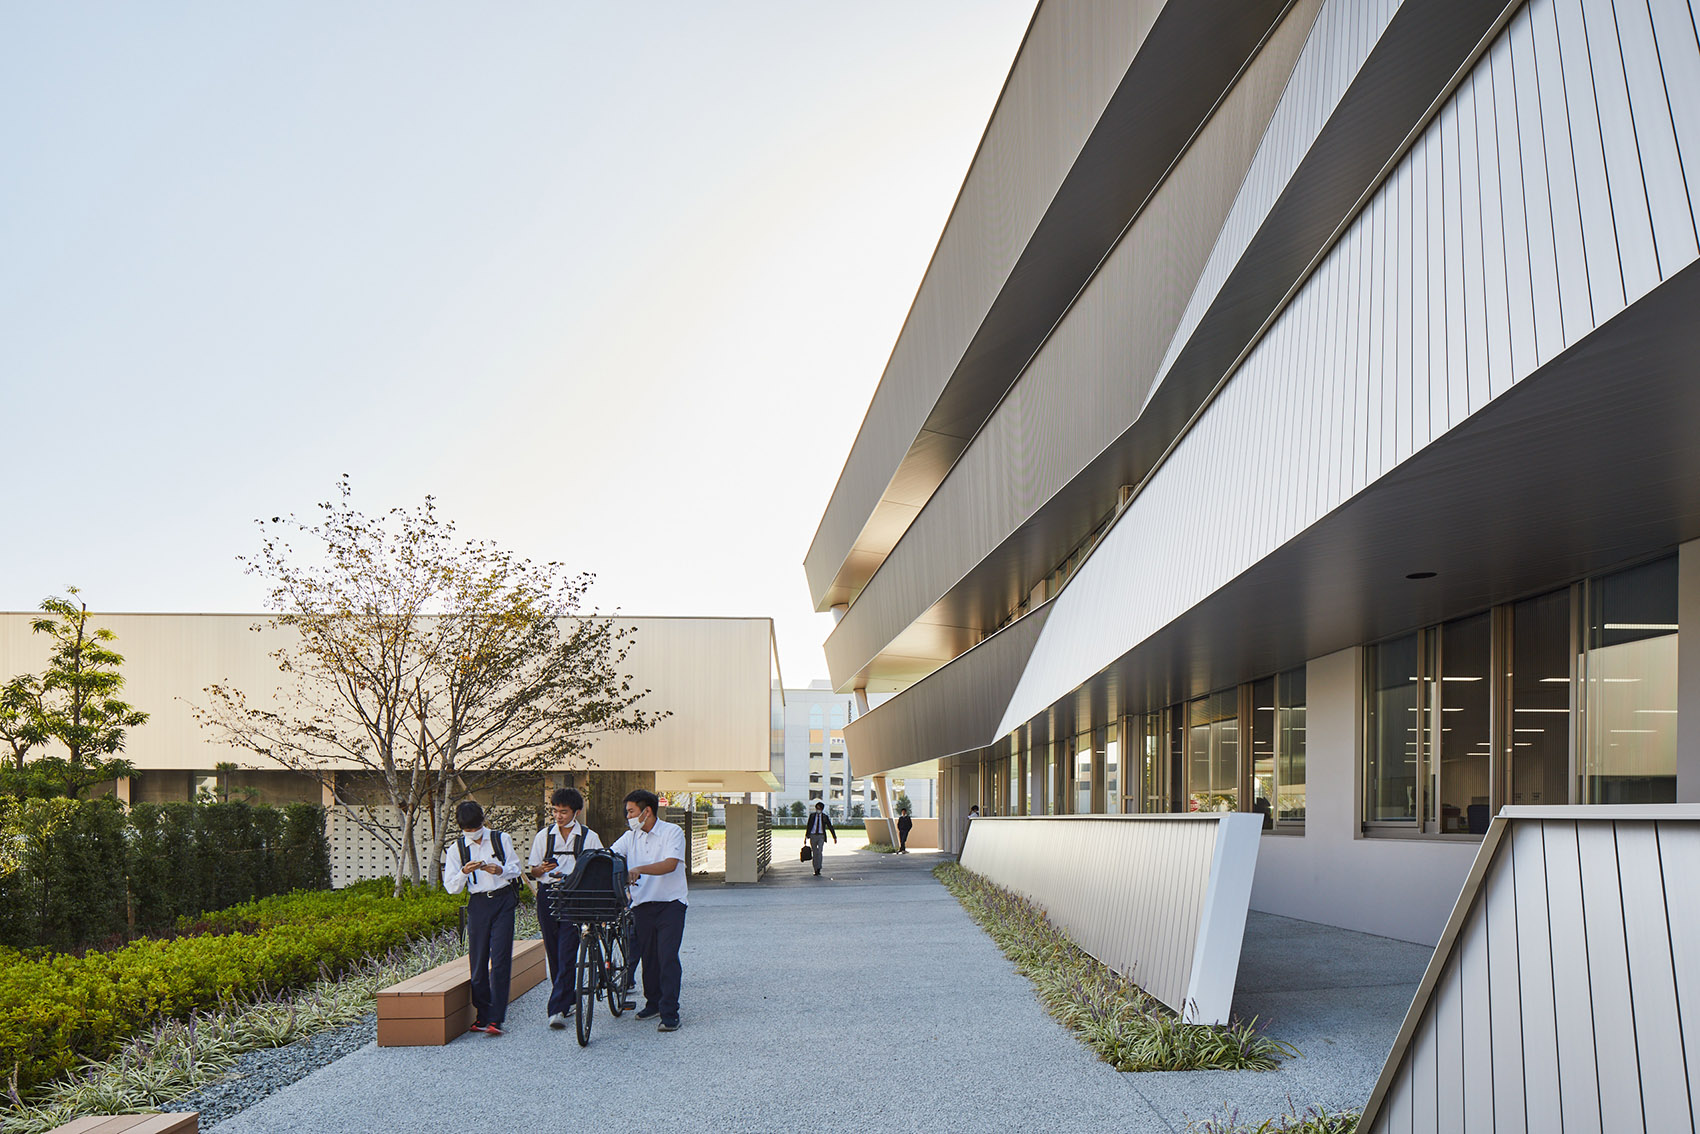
[547,848,629,922]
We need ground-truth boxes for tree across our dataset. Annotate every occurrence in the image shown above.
[195,479,667,895]
[788,800,806,819]
[895,791,913,814]
[0,589,146,798]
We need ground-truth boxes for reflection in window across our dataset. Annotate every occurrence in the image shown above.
[1436,614,1491,834]
[1366,634,1420,823]
[1075,732,1093,814]
[1583,557,1678,803]
[1251,678,1275,829]
[1510,590,1570,806]
[1277,669,1306,824]
[1187,691,1239,811]
[1104,725,1121,815]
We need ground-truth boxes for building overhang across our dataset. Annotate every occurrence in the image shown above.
[1001,260,1700,732]
[807,0,1299,612]
[841,602,1050,780]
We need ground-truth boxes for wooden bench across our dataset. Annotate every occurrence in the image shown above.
[375,938,548,1045]
[47,1115,197,1133]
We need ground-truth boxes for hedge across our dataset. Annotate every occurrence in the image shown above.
[0,879,462,1097]
[0,798,332,952]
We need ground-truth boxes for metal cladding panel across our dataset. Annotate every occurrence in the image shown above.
[1360,806,1700,1133]
[839,603,1051,780]
[1000,0,1700,734]
[821,0,1322,690]
[805,0,1166,609]
[957,814,1260,1023]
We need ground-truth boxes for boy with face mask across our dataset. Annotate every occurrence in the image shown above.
[527,787,602,1029]
[442,800,522,1035]
[609,789,688,1032]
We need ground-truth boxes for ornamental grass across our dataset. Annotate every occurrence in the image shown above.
[933,862,1294,1073]
[1187,1103,1360,1133]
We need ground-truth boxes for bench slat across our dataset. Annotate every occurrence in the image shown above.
[48,1114,197,1134]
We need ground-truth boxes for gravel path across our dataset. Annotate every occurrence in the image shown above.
[174,1013,378,1130]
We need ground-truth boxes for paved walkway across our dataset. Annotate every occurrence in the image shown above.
[211,840,1429,1133]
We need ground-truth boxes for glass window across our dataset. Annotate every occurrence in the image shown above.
[1436,613,1492,834]
[1366,633,1421,824]
[1251,677,1275,829]
[1276,668,1306,824]
[1187,691,1239,811]
[1509,590,1570,806]
[1583,557,1678,803]
[808,704,823,728]
[1075,732,1092,814]
[1167,708,1185,812]
[1104,723,1121,815]
[1042,742,1055,815]
[829,703,847,729]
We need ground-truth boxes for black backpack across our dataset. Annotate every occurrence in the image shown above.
[547,847,629,923]
[542,826,588,886]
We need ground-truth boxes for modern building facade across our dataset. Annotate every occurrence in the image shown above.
[810,0,1700,944]
[767,681,934,820]
[0,612,782,878]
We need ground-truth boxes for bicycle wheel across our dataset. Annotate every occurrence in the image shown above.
[574,930,599,1047]
[602,922,631,1017]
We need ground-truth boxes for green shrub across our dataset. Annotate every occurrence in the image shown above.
[0,799,334,949]
[0,879,461,1097]
[0,798,129,952]
[1187,1105,1359,1133]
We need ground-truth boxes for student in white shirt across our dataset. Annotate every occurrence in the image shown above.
[442,800,522,1035]
[527,787,603,1030]
[609,789,687,1032]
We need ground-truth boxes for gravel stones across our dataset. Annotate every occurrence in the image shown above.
[175,1013,377,1130]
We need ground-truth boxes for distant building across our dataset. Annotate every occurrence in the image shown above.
[0,612,780,883]
[768,682,933,820]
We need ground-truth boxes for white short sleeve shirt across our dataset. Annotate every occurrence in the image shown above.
[610,818,689,906]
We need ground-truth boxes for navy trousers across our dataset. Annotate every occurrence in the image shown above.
[632,899,686,1022]
[537,889,580,1016]
[467,885,517,1025]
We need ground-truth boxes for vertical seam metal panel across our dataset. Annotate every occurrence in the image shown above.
[998,0,1700,737]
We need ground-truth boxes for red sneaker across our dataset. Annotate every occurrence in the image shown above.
[469,1022,490,1034]
[483,1023,504,1036]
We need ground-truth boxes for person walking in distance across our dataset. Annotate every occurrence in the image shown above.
[442,800,521,1036]
[897,806,913,853]
[527,787,602,1030]
[610,789,688,1032]
[806,801,837,876]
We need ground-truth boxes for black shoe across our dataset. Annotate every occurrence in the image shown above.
[636,1006,661,1020]
[658,1018,680,1032]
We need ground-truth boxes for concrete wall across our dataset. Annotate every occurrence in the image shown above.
[1250,646,1478,946]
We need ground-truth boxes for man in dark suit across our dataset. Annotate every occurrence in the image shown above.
[897,807,913,853]
[806,802,836,876]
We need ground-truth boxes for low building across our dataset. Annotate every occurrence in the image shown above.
[810,0,1700,945]
[0,611,781,882]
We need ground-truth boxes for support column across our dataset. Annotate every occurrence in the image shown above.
[872,775,897,847]
[115,776,132,805]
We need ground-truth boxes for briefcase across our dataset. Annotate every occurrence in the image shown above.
[800,844,812,862]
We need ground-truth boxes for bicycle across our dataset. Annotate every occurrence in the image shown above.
[567,907,635,1045]
[545,849,632,1047]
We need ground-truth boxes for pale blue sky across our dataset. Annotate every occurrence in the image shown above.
[0,1,1034,684]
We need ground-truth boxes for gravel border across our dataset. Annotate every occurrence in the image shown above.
[174,1012,378,1130]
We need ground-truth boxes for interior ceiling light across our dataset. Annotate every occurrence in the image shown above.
[1406,571,1438,580]
[1604,623,1678,631]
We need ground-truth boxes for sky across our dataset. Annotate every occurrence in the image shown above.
[0,1,1035,687]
